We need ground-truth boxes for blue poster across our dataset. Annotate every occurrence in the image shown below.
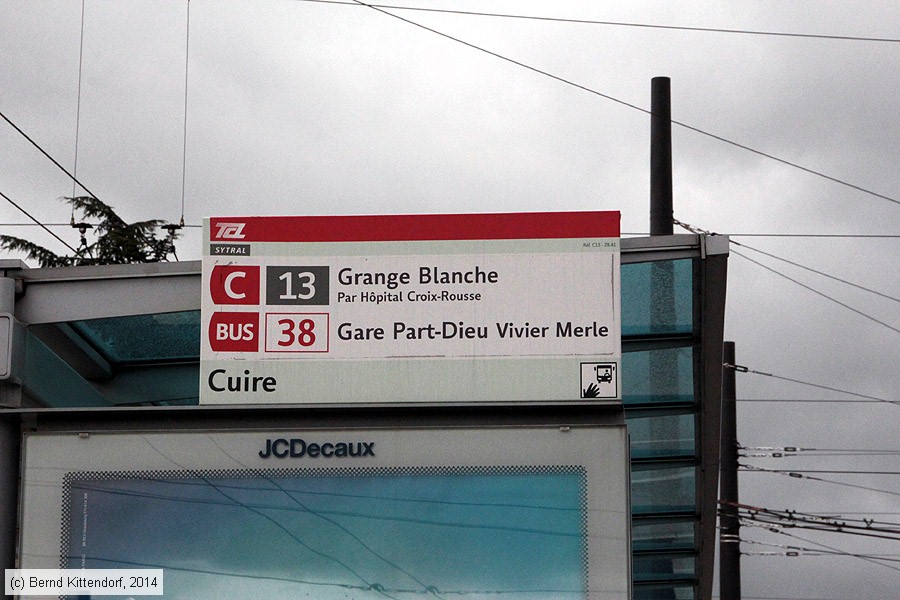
[63,467,587,599]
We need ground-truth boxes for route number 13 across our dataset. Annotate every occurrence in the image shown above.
[265,266,330,305]
[279,271,316,300]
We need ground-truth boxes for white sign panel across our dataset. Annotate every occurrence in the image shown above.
[201,212,620,404]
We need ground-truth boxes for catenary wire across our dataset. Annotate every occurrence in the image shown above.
[733,241,900,304]
[734,525,900,546]
[745,451,900,457]
[740,521,900,573]
[5,6,899,229]
[731,249,899,333]
[347,1,898,206]
[741,468,900,475]
[806,512,900,516]
[736,511,900,536]
[0,109,102,201]
[180,0,191,226]
[674,219,900,330]
[723,503,900,538]
[739,463,900,498]
[71,0,86,200]
[0,190,78,254]
[737,398,891,404]
[741,538,900,560]
[626,232,900,238]
[743,446,900,454]
[724,363,899,406]
[741,552,900,561]
[0,223,892,237]
[739,544,900,564]
[737,519,900,553]
[726,233,900,238]
[0,223,203,228]
[714,597,898,600]
[298,0,900,43]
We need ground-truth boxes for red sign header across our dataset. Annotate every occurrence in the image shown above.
[209,211,620,243]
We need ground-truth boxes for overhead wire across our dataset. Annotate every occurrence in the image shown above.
[744,469,900,475]
[732,504,900,532]
[714,597,899,600]
[179,0,191,228]
[725,509,900,541]
[0,190,78,254]
[739,521,900,573]
[0,110,102,202]
[742,446,900,455]
[805,512,900,517]
[726,233,900,239]
[71,0,86,200]
[626,232,900,238]
[345,1,898,206]
[5,2,899,237]
[298,0,900,44]
[737,398,892,404]
[739,463,900,498]
[674,218,900,333]
[0,224,892,237]
[741,538,900,557]
[724,363,899,407]
[732,241,900,304]
[0,107,185,258]
[742,551,900,564]
[739,539,900,563]
[731,248,900,333]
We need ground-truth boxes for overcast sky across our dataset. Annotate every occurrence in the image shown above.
[1,1,898,598]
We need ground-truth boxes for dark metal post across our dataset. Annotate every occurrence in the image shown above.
[0,274,19,590]
[719,341,741,600]
[650,76,673,235]
[0,417,18,568]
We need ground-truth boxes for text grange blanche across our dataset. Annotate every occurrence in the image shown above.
[337,265,499,289]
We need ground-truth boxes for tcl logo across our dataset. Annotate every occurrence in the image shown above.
[210,265,260,305]
[209,312,259,352]
[213,222,247,240]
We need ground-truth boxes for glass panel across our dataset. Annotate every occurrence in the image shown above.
[633,584,697,600]
[633,555,696,581]
[626,413,695,459]
[623,346,694,406]
[632,520,695,552]
[63,468,588,598]
[631,465,696,514]
[70,310,201,363]
[22,330,107,407]
[622,259,693,337]
[103,364,200,407]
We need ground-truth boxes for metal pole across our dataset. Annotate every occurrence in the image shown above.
[650,76,673,236]
[719,341,741,600]
[0,275,19,590]
[646,79,679,597]
[0,417,18,587]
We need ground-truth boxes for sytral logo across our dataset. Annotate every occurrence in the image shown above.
[213,222,247,240]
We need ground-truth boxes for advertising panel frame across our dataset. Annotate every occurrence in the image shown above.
[16,409,631,600]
